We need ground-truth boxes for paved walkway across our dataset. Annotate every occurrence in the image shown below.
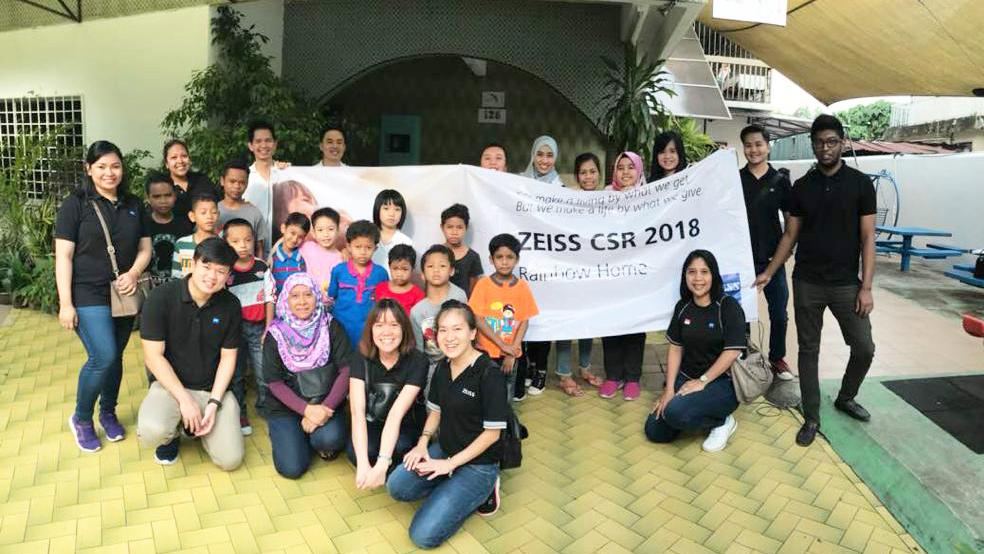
[0,306,925,553]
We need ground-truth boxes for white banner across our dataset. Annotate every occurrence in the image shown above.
[271,149,757,341]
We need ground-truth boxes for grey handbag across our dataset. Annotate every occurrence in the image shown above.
[90,200,151,317]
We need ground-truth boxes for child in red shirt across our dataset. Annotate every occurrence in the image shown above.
[374,244,424,316]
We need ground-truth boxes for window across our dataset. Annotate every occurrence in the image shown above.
[0,95,85,199]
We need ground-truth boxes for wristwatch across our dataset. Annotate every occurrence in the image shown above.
[207,397,223,409]
[699,374,709,384]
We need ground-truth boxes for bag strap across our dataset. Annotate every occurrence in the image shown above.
[89,200,121,279]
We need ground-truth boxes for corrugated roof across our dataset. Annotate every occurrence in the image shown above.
[700,0,984,103]
[848,140,955,155]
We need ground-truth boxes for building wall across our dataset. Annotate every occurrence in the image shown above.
[774,153,984,265]
[0,6,212,156]
[281,0,622,126]
[329,57,608,185]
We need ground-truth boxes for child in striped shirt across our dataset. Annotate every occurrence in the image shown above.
[265,212,309,327]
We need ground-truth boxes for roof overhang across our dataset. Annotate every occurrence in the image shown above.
[699,0,984,103]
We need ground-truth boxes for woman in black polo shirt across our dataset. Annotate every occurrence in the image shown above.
[163,139,216,218]
[387,300,508,549]
[645,250,746,452]
[262,272,354,479]
[55,140,151,453]
[347,298,428,489]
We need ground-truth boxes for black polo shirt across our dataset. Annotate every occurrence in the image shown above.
[666,296,746,381]
[140,277,242,391]
[54,190,148,307]
[426,354,508,466]
[789,164,876,285]
[741,164,792,265]
[173,171,218,218]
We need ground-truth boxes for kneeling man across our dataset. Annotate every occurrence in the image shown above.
[138,237,245,469]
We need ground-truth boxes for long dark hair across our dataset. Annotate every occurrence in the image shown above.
[679,249,723,301]
[81,140,129,198]
[650,131,688,180]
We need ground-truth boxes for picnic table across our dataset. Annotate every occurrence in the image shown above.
[875,225,961,271]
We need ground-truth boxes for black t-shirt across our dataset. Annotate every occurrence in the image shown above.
[665,296,746,381]
[790,164,877,286]
[143,211,194,285]
[426,353,508,466]
[352,349,429,423]
[54,190,148,307]
[173,171,218,219]
[261,318,354,417]
[741,165,792,264]
[450,249,484,296]
[140,277,242,391]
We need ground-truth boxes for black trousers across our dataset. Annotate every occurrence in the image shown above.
[524,341,552,375]
[601,333,646,383]
[793,279,875,423]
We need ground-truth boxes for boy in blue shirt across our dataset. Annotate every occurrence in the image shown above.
[265,212,308,327]
[328,220,389,345]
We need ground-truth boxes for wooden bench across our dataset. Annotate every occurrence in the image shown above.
[944,267,984,288]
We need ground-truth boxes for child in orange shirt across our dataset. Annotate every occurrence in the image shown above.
[469,233,539,401]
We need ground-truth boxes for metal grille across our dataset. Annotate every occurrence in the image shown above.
[0,96,85,199]
[695,22,756,60]
[709,60,772,104]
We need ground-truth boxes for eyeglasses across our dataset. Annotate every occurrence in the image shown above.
[812,138,842,150]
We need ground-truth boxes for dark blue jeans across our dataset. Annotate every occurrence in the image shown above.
[644,373,739,443]
[267,412,349,479]
[345,420,420,466]
[756,262,789,362]
[74,305,135,422]
[387,443,499,549]
[233,321,266,417]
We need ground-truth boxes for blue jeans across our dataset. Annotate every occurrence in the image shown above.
[267,412,349,479]
[554,338,593,376]
[644,373,738,443]
[233,321,266,416]
[74,305,135,422]
[756,262,789,362]
[345,420,420,466]
[387,443,499,549]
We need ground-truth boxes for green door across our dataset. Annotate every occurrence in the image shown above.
[379,115,421,166]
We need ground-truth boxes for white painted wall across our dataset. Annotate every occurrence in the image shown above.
[774,153,984,264]
[0,6,212,156]
[216,0,285,76]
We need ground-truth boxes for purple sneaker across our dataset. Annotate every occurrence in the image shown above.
[69,415,101,452]
[98,412,126,442]
[623,381,641,401]
[599,380,623,399]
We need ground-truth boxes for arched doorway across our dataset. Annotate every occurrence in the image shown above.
[324,56,609,184]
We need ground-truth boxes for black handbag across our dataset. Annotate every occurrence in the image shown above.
[363,359,401,424]
[974,253,984,279]
[498,406,526,470]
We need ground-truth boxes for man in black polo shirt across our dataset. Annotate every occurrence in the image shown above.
[137,237,245,469]
[755,114,877,447]
[739,124,794,381]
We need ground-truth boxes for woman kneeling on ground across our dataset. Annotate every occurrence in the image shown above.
[348,298,428,489]
[645,249,746,452]
[263,273,353,478]
[387,300,508,549]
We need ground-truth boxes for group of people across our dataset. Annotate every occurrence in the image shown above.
[52,113,877,548]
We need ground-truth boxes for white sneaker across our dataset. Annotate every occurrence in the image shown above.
[702,415,737,452]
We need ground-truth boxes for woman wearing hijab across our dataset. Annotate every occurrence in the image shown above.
[262,273,355,479]
[520,135,564,186]
[649,131,688,181]
[518,135,563,395]
[599,151,648,401]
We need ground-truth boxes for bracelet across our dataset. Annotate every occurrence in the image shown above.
[207,397,223,409]
[421,430,434,437]
[377,455,392,466]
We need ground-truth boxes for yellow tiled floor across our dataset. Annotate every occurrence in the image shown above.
[0,309,924,553]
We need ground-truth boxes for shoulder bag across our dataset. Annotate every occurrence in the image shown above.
[90,200,151,317]
[728,303,773,403]
[363,358,402,424]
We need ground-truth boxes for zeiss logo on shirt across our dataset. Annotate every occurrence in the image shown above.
[211,317,221,325]
[722,273,741,302]
[462,388,476,398]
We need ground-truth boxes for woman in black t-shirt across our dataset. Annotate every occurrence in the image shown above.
[387,300,508,549]
[163,139,216,218]
[645,250,746,452]
[348,298,428,489]
[55,141,152,453]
